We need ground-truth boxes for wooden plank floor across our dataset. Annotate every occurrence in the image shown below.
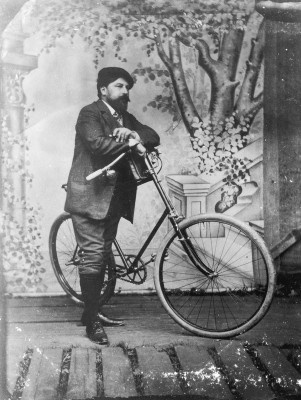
[175,345,233,399]
[5,294,301,399]
[7,343,301,400]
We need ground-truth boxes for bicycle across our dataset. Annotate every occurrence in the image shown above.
[49,149,276,338]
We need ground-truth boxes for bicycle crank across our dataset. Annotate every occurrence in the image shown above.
[119,255,147,285]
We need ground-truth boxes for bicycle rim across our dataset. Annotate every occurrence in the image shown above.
[154,214,276,338]
[49,212,116,305]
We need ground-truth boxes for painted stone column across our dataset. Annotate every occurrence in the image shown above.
[257,1,301,271]
[1,28,37,224]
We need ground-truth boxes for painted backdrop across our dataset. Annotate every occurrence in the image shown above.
[1,0,264,294]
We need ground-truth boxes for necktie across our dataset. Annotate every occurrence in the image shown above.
[113,111,123,126]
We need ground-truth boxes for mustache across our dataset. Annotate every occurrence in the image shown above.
[120,95,130,102]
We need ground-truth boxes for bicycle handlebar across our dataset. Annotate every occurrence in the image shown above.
[86,146,159,182]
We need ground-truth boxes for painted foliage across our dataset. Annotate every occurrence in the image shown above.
[30,0,264,196]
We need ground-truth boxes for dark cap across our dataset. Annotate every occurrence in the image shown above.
[97,67,134,95]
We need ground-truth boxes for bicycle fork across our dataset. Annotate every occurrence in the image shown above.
[176,229,217,278]
[144,153,216,279]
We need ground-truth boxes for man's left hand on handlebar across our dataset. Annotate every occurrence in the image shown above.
[128,138,146,156]
[112,127,140,143]
[112,128,146,156]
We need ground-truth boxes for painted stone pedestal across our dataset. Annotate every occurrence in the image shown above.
[165,175,210,219]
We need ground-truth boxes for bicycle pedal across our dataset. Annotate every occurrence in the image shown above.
[66,257,80,266]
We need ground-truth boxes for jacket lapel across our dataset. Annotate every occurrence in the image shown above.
[95,100,120,131]
[95,99,132,129]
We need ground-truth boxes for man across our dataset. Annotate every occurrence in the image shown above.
[64,67,160,345]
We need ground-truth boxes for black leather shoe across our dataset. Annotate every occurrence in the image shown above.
[82,311,125,327]
[86,321,108,345]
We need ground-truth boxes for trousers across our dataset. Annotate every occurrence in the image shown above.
[71,185,127,275]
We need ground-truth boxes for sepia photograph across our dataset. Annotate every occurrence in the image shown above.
[1,0,301,399]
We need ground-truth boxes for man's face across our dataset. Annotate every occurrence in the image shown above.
[101,77,130,113]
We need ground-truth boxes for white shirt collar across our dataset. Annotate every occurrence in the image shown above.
[102,100,117,116]
[102,100,123,125]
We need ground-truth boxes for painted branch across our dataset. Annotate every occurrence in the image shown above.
[256,1,301,22]
[154,30,172,69]
[162,27,225,124]
[166,27,219,78]
[195,39,219,78]
[195,29,246,125]
[219,28,244,80]
[168,38,201,133]
[155,29,201,134]
[247,92,263,120]
[235,20,264,119]
[168,29,236,127]
[195,40,231,121]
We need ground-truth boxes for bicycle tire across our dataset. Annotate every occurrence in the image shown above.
[154,213,276,338]
[49,212,116,305]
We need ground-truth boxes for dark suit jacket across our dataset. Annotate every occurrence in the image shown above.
[64,100,160,221]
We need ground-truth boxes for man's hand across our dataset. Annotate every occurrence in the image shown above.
[128,138,146,156]
[112,128,141,143]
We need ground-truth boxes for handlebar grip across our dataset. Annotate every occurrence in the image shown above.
[86,152,127,181]
[86,169,104,181]
[135,143,147,156]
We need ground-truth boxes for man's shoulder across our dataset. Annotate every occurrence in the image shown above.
[80,100,108,113]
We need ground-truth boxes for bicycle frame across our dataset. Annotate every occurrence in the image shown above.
[114,152,215,278]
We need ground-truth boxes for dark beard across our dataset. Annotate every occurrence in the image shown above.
[107,96,129,113]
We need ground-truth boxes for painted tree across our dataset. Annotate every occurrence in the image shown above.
[30,0,264,207]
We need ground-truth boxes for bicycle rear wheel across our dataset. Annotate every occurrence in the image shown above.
[154,214,276,338]
[49,212,116,305]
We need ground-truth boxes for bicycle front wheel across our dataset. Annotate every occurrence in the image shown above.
[154,214,276,338]
[49,212,116,305]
